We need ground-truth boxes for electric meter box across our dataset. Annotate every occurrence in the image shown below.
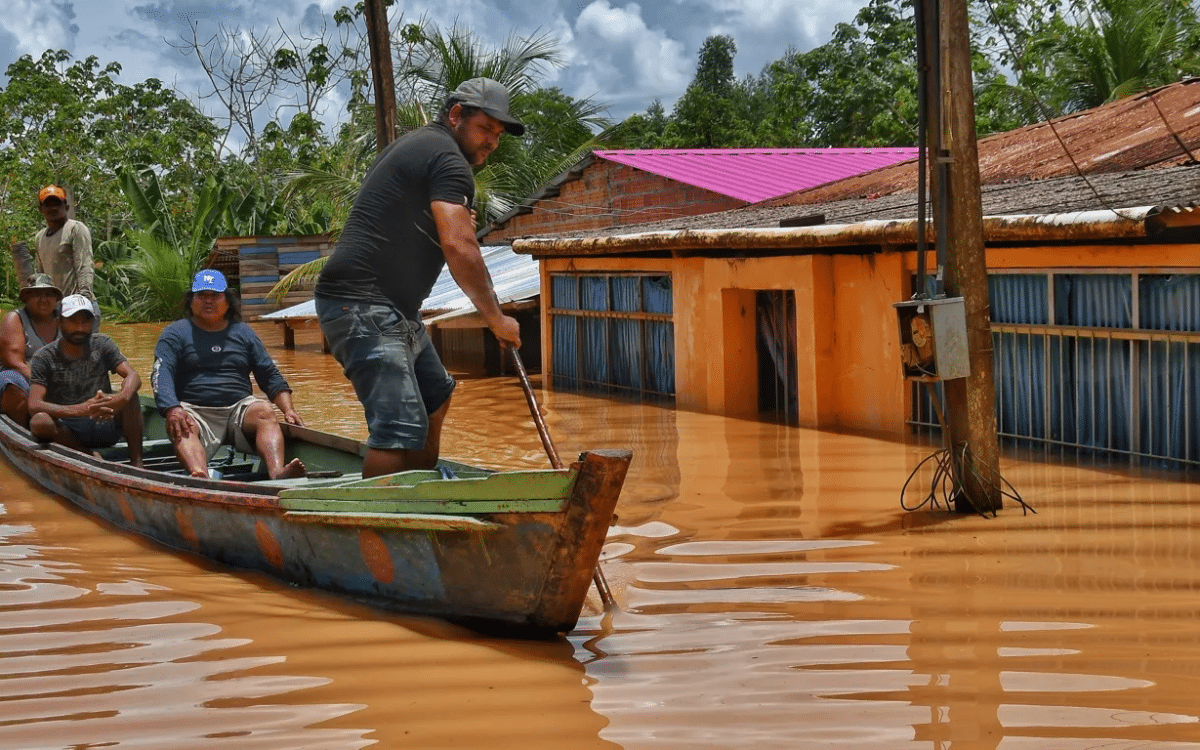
[893,297,970,381]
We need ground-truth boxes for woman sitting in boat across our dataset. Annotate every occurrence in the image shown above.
[150,269,306,480]
[0,273,62,426]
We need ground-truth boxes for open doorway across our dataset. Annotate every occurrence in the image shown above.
[756,290,798,425]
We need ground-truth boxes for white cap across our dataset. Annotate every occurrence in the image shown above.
[60,294,95,319]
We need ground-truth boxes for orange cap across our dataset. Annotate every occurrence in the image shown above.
[38,185,67,203]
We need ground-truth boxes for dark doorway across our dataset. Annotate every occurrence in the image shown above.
[756,290,798,425]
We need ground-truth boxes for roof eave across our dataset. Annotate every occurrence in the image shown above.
[512,206,1196,257]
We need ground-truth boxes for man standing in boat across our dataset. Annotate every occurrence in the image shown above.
[314,77,523,478]
[0,274,61,425]
[14,185,101,323]
[151,269,305,480]
[26,294,143,466]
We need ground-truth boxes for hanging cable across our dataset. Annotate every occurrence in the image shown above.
[975,0,1192,221]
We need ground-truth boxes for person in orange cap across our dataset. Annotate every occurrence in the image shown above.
[17,185,96,305]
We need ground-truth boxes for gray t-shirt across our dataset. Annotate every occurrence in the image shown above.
[315,122,476,320]
[29,334,126,406]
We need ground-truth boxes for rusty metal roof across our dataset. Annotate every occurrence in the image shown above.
[767,78,1200,207]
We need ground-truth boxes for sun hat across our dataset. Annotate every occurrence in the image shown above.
[448,78,525,136]
[38,185,67,204]
[60,294,95,319]
[19,273,63,302]
[191,269,228,293]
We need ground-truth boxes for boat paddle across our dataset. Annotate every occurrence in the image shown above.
[508,346,616,609]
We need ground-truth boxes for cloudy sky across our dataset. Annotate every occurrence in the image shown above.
[1,0,868,131]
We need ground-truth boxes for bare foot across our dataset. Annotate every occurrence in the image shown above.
[271,457,306,480]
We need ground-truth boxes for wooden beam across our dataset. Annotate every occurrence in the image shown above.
[363,0,396,151]
[937,0,1001,512]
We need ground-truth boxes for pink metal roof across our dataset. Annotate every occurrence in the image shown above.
[593,148,919,204]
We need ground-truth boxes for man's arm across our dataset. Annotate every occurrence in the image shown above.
[27,382,95,420]
[430,200,521,348]
[271,390,304,426]
[0,312,31,380]
[94,361,141,413]
[151,325,195,441]
[69,222,95,299]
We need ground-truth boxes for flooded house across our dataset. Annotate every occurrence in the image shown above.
[508,79,1200,469]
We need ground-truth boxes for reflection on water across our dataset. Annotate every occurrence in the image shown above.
[2,321,1200,747]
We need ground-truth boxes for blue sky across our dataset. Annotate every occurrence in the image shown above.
[1,0,869,132]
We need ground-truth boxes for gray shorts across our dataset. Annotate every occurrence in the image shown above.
[178,395,260,460]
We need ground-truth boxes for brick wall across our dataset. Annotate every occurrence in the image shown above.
[483,160,746,242]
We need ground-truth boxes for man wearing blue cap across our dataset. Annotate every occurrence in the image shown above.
[151,269,305,479]
[315,77,524,478]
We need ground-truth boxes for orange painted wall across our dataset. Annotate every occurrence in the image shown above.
[543,252,909,434]
[541,240,1200,437]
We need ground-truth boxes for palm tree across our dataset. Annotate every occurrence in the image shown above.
[270,20,618,299]
[1044,0,1200,112]
[113,164,282,320]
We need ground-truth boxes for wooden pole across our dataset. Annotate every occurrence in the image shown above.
[363,0,397,152]
[935,0,1002,512]
[509,347,616,608]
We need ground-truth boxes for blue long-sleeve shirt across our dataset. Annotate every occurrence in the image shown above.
[152,319,291,414]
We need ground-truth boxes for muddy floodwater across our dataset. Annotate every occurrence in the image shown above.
[2,321,1200,748]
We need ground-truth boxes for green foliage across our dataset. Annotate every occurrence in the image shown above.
[0,49,220,300]
[120,228,200,322]
[621,0,1200,148]
[111,164,291,319]
[270,19,617,300]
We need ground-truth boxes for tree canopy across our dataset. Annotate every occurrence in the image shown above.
[622,0,1200,149]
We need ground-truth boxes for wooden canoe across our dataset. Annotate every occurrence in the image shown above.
[0,399,631,636]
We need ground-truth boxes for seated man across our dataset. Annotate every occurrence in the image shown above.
[152,269,305,479]
[1,274,61,425]
[27,294,143,466]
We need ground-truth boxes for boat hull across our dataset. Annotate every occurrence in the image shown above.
[0,415,630,636]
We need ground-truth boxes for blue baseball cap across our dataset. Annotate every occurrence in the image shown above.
[192,269,228,293]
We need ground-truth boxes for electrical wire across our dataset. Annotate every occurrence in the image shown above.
[899,442,1035,516]
[902,383,1036,516]
[975,0,1193,221]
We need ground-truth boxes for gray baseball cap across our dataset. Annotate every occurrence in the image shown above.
[448,78,525,136]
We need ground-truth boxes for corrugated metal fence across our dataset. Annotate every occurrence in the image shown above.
[913,270,1200,467]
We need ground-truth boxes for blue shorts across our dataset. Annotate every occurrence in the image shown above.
[59,416,122,449]
[0,370,30,395]
[316,297,456,450]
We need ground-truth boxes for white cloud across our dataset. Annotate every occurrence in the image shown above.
[572,1,691,110]
[2,0,870,129]
[0,1,78,61]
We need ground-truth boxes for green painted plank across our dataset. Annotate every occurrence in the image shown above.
[279,497,567,514]
[284,510,502,530]
[330,467,490,488]
[280,470,577,502]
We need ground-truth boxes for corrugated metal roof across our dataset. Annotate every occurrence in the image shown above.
[593,148,919,203]
[510,164,1200,252]
[767,78,1200,207]
[260,246,538,322]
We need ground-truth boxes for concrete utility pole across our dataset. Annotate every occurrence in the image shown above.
[930,0,1002,512]
[364,0,397,152]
